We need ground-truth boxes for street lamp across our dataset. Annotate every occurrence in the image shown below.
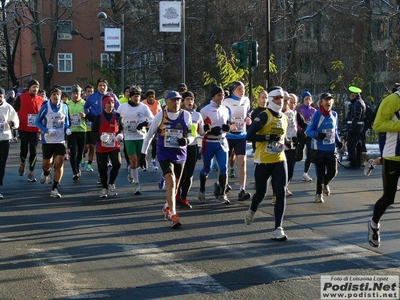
[70,29,94,80]
[97,12,124,93]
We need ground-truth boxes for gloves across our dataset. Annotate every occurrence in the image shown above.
[336,141,343,149]
[47,128,57,136]
[177,137,188,146]
[136,121,148,131]
[65,128,72,136]
[100,134,109,143]
[222,124,230,132]
[115,133,123,141]
[209,126,221,136]
[317,132,327,140]
[265,134,281,141]
[203,124,211,132]
[139,153,147,169]
[292,136,298,146]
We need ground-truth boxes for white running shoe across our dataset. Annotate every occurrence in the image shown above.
[302,173,313,181]
[134,183,142,195]
[315,194,324,203]
[322,184,331,196]
[244,208,256,225]
[0,193,3,199]
[50,188,62,198]
[364,159,375,177]
[108,184,118,196]
[100,188,108,198]
[271,227,288,241]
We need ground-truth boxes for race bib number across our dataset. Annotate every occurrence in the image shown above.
[164,129,183,148]
[52,116,64,129]
[70,114,81,126]
[28,114,37,127]
[86,121,92,131]
[0,118,5,132]
[101,132,116,147]
[231,116,245,132]
[126,120,138,134]
[322,128,335,145]
[266,140,284,154]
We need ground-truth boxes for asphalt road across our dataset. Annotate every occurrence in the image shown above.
[0,141,399,300]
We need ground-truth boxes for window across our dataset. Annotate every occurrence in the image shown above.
[57,20,72,40]
[58,53,73,72]
[61,86,72,95]
[100,0,112,8]
[59,0,72,7]
[101,53,109,68]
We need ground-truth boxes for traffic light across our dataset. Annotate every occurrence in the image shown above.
[232,41,248,69]
[250,41,259,67]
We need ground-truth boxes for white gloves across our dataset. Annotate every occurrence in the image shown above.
[66,128,72,136]
[100,134,110,143]
[115,133,123,141]
[47,128,57,136]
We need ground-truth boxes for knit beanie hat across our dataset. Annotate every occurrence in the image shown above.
[97,78,109,87]
[210,86,224,98]
[301,91,312,102]
[71,84,82,93]
[182,91,195,99]
[229,81,244,94]
[28,79,40,88]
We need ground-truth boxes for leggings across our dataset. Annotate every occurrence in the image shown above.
[180,144,198,198]
[250,161,288,229]
[19,130,38,172]
[372,159,400,224]
[97,149,121,189]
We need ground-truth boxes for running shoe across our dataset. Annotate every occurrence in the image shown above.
[158,175,165,189]
[108,184,118,196]
[244,208,256,225]
[229,168,236,178]
[217,194,230,204]
[133,183,142,195]
[315,194,324,203]
[169,213,182,228]
[364,159,375,177]
[368,220,380,248]
[151,160,158,170]
[27,173,37,182]
[50,188,62,198]
[302,173,313,181]
[86,164,94,172]
[211,163,218,171]
[323,184,331,196]
[80,157,86,167]
[225,184,232,194]
[73,174,80,181]
[178,198,192,209]
[97,175,101,184]
[198,191,206,204]
[18,163,25,176]
[64,153,69,160]
[40,172,49,184]
[0,193,3,199]
[238,189,251,201]
[100,188,108,198]
[271,227,288,241]
[213,182,220,199]
[162,203,171,220]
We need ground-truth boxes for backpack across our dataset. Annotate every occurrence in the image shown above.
[363,100,375,129]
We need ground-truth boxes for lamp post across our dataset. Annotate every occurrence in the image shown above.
[71,29,94,80]
[97,12,124,93]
